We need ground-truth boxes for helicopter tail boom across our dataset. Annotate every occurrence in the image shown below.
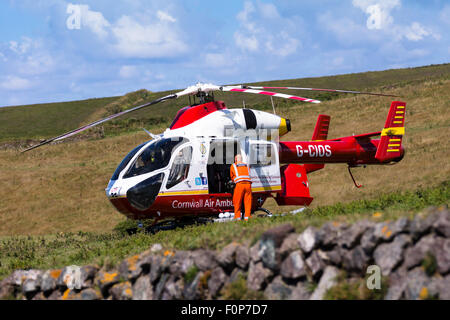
[279,101,406,166]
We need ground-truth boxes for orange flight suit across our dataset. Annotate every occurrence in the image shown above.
[230,161,253,220]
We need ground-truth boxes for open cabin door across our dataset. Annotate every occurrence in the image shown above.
[248,140,282,193]
[207,138,240,194]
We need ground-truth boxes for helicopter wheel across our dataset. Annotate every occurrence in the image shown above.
[253,207,273,218]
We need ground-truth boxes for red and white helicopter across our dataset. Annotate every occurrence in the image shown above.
[24,83,406,230]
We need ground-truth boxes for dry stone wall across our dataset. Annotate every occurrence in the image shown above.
[1,206,449,300]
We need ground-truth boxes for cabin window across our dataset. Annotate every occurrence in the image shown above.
[166,146,193,189]
[250,143,275,166]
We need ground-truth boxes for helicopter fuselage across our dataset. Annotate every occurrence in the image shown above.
[105,101,294,220]
[105,99,405,221]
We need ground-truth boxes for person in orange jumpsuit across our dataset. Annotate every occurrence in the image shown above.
[230,154,253,220]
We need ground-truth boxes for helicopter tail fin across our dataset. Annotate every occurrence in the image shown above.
[304,114,331,173]
[375,101,406,163]
[311,114,331,141]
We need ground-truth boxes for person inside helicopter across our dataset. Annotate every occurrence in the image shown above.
[123,137,188,179]
[121,137,189,211]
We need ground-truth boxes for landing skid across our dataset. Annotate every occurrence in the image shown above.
[145,217,211,234]
[125,217,211,235]
[253,207,273,217]
[125,208,276,235]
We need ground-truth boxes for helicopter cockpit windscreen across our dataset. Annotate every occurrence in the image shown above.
[111,142,147,180]
[124,137,189,178]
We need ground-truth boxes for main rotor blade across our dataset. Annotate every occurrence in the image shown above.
[220,86,321,103]
[238,85,399,97]
[21,93,177,153]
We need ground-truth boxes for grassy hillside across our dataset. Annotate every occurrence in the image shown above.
[1,63,449,142]
[0,64,449,236]
[0,97,119,143]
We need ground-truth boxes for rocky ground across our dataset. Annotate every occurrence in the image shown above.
[1,206,449,300]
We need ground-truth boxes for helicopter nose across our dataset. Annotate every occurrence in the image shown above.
[105,181,129,213]
[105,180,123,198]
[106,182,134,215]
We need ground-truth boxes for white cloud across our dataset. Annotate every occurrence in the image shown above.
[157,10,176,23]
[111,15,187,58]
[9,37,34,55]
[4,37,55,76]
[265,32,299,57]
[365,4,393,29]
[79,5,111,39]
[0,76,33,90]
[352,0,400,30]
[64,4,186,59]
[205,53,230,68]
[233,1,301,57]
[403,22,431,41]
[234,2,259,52]
[237,2,256,28]
[234,33,259,52]
[119,65,139,78]
[0,52,7,62]
[21,53,54,75]
[390,22,441,42]
[441,5,450,25]
[258,3,280,19]
[352,0,439,42]
[318,12,370,44]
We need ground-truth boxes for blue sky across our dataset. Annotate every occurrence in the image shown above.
[0,0,449,107]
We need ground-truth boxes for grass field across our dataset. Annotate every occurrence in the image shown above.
[0,182,448,280]
[0,63,449,237]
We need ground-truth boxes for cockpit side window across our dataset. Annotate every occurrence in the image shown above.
[124,137,188,178]
[166,146,193,189]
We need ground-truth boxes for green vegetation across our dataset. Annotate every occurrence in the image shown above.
[184,265,200,284]
[0,96,118,142]
[308,180,449,221]
[0,182,448,281]
[422,253,438,277]
[323,271,388,300]
[220,273,265,300]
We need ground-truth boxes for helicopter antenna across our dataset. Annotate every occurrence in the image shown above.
[142,128,160,140]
